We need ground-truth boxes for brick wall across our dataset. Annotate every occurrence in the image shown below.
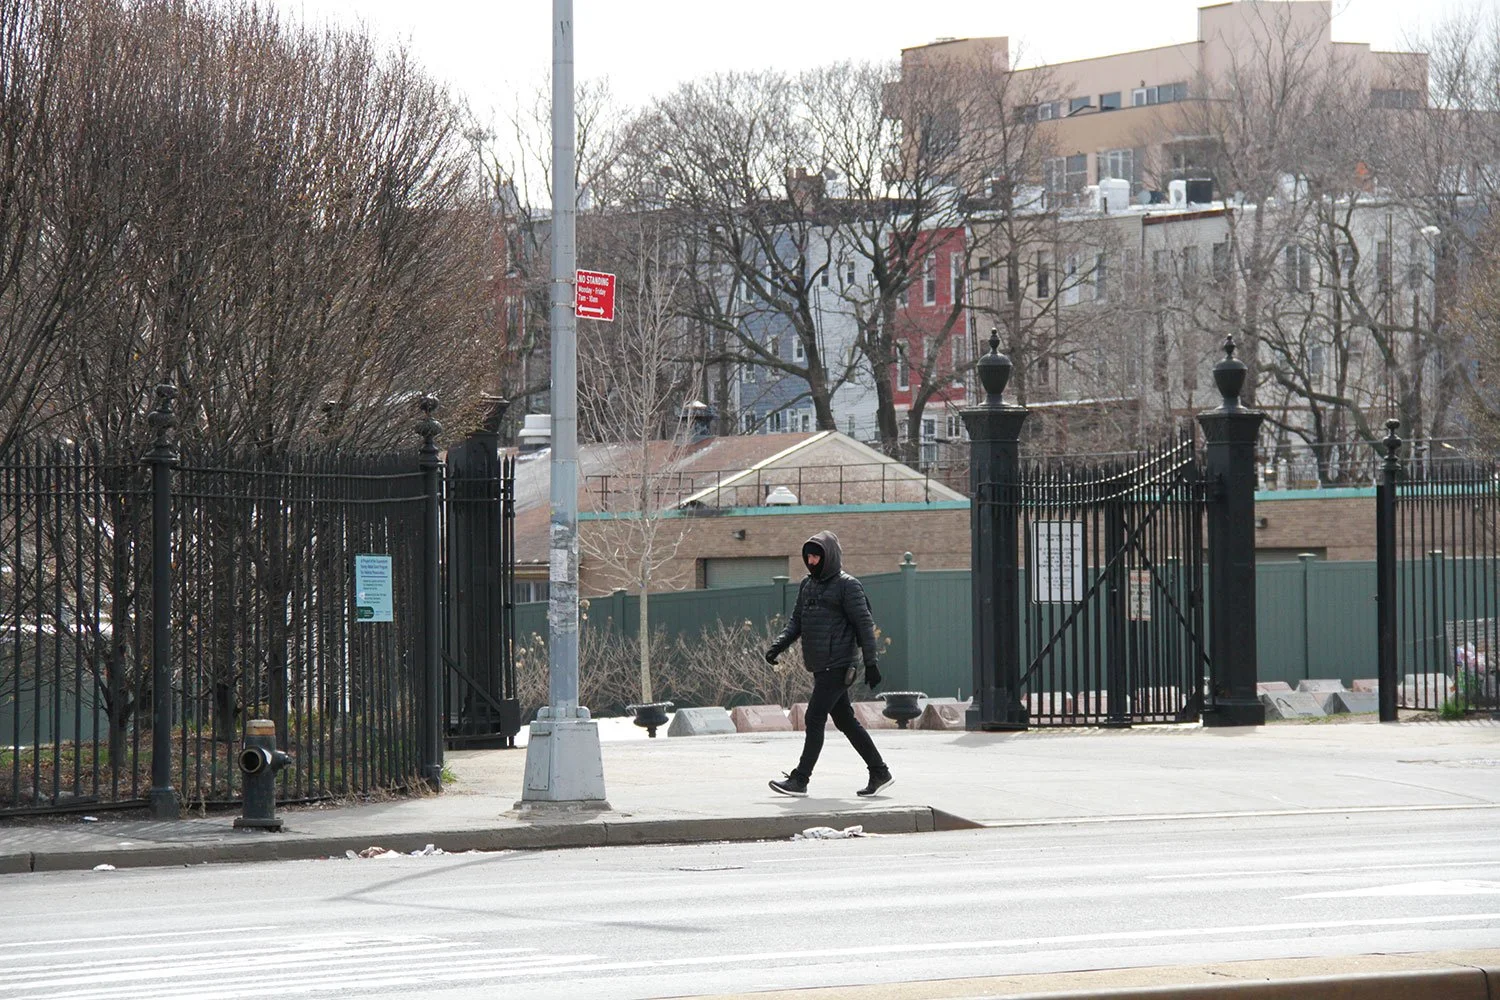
[580,505,971,595]
[1254,492,1377,561]
[577,492,1381,594]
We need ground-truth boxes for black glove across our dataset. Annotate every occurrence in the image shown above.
[864,662,882,691]
[764,648,779,665]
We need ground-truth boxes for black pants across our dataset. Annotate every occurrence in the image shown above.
[795,668,886,779]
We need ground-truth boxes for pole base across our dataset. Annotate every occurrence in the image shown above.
[147,787,179,820]
[518,717,609,805]
[232,816,284,831]
[1203,699,1266,727]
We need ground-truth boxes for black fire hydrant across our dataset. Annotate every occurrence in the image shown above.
[234,718,292,831]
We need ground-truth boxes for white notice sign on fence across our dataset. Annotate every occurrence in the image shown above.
[1031,521,1084,604]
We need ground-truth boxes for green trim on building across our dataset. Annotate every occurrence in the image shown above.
[579,500,971,521]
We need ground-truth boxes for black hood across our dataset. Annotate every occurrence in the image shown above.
[802,530,842,581]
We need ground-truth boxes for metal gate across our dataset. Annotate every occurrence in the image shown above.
[1006,435,1210,726]
[1377,431,1499,714]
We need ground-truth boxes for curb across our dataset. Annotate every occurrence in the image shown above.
[1001,968,1495,999]
[5,805,945,874]
[699,953,1500,999]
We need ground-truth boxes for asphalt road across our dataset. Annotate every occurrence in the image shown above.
[5,807,1500,1000]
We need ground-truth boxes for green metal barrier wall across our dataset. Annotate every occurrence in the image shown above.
[512,559,1393,704]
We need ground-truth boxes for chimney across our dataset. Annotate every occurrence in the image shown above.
[681,400,716,444]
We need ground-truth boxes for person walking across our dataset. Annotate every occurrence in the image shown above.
[764,530,894,797]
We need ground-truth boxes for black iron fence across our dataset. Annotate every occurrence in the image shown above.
[1,393,519,817]
[977,435,1210,726]
[1376,422,1499,715]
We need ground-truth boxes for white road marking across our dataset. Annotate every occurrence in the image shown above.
[0,926,275,950]
[14,912,1500,1000]
[1149,859,1500,880]
[1290,880,1500,899]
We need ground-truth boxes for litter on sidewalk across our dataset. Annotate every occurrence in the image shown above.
[793,825,867,840]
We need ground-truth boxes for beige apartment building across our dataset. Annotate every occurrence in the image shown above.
[901,1,1428,200]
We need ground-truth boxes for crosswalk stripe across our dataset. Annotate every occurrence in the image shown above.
[4,935,455,976]
[2,940,499,987]
[7,952,598,1000]
[0,927,275,951]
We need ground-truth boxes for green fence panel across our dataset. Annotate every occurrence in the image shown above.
[1255,562,1310,685]
[510,560,1404,707]
[908,571,972,700]
[1305,560,1379,683]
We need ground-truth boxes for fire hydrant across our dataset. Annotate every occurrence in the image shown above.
[234,718,292,831]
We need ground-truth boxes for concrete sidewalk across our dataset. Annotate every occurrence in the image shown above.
[3,717,1499,874]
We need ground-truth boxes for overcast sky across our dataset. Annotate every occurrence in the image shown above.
[273,0,1469,117]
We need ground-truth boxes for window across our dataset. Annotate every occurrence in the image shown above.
[1371,88,1425,109]
[1211,242,1231,282]
[1284,246,1312,292]
[1309,344,1327,378]
[1152,248,1170,299]
[1338,244,1356,291]
[845,260,857,286]
[1062,254,1080,306]
[1153,313,1168,390]
[1094,253,1108,301]
[1406,238,1428,288]
[1134,83,1187,107]
[1181,245,1198,287]
[1377,240,1392,294]
[768,410,784,433]
[1006,253,1020,301]
[952,334,968,385]
[793,335,806,362]
[1182,329,1198,390]
[742,411,757,433]
[1037,101,1058,121]
[951,253,964,304]
[820,267,829,287]
[896,345,910,390]
[1069,96,1091,115]
[1099,148,1135,183]
[1099,91,1121,111]
[769,335,781,358]
[978,256,992,281]
[922,418,937,442]
[1036,252,1050,298]
[798,411,812,432]
[923,255,937,305]
[845,414,856,435]
[1044,154,1088,193]
[947,414,963,439]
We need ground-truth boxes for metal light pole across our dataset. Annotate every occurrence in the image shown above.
[518,0,608,809]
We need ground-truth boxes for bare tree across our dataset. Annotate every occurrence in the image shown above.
[576,219,698,705]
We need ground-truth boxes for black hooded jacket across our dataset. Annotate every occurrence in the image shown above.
[767,530,879,673]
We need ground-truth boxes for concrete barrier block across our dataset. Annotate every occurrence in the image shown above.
[1351,678,1378,693]
[730,705,791,733]
[788,703,834,731]
[1297,678,1347,694]
[852,701,897,730]
[1256,681,1293,694]
[666,707,736,737]
[1260,691,1326,720]
[915,702,967,730]
[1401,673,1456,707]
[1323,690,1379,714]
[1025,692,1074,716]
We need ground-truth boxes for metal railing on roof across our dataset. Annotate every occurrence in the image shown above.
[582,461,971,511]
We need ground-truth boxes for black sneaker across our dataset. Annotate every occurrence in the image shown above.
[857,769,894,797]
[769,772,808,796]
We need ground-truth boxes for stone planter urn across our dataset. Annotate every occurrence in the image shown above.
[627,701,673,738]
[879,691,926,729]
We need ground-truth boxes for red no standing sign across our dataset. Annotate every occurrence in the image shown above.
[575,269,616,322]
